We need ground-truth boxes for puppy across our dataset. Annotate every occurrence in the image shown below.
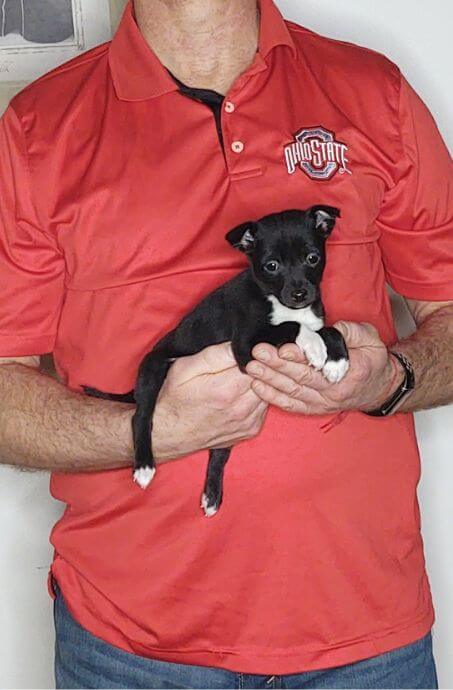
[85,206,349,516]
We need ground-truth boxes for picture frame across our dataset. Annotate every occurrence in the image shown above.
[0,0,112,83]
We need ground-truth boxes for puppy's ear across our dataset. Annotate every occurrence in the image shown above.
[308,205,341,237]
[225,222,257,253]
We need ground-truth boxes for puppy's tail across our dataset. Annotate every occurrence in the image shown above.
[83,386,135,404]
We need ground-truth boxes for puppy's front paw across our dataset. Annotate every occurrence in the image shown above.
[322,358,349,383]
[296,328,328,370]
[133,465,156,489]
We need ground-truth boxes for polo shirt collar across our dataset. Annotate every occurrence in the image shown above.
[258,0,296,59]
[109,0,296,102]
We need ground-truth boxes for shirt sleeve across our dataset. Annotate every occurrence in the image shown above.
[0,105,65,356]
[377,73,453,300]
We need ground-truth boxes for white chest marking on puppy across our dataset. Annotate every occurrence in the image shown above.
[267,295,324,330]
[267,296,327,369]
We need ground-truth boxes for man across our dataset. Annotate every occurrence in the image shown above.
[0,0,452,687]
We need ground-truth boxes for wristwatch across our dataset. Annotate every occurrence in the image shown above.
[364,351,415,417]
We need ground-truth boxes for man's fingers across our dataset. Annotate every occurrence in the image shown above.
[252,342,310,369]
[251,343,280,365]
[246,358,330,393]
[247,362,306,398]
[175,342,237,380]
[334,320,382,348]
[278,343,307,363]
[250,379,308,413]
[249,344,329,390]
[196,342,238,371]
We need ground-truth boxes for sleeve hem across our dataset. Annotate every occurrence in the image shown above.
[386,276,453,301]
[0,333,56,357]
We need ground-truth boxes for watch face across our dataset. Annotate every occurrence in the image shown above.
[384,386,414,415]
[391,352,415,391]
[365,352,415,416]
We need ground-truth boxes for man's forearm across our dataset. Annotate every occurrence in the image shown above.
[395,305,453,413]
[0,363,134,472]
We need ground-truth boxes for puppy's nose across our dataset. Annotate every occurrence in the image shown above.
[291,288,307,301]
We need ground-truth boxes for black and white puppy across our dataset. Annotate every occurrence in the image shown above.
[85,206,349,516]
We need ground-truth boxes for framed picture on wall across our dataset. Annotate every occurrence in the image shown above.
[0,0,111,82]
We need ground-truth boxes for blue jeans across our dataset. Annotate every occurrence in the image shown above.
[54,582,438,689]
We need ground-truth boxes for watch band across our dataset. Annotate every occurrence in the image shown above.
[364,351,415,417]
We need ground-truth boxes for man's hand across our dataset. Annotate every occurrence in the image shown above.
[245,321,404,415]
[153,342,268,461]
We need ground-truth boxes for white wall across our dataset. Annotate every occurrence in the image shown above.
[0,0,452,687]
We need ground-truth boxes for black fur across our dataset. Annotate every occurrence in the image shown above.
[84,206,348,516]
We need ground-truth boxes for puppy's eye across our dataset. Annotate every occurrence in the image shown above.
[305,253,320,266]
[264,260,280,274]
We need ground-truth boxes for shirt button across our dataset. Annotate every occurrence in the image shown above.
[225,101,235,113]
[231,140,244,153]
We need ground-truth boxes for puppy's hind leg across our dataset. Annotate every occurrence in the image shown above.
[132,354,172,489]
[83,387,135,404]
[201,448,231,517]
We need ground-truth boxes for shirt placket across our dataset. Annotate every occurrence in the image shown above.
[220,52,268,181]
[172,52,268,181]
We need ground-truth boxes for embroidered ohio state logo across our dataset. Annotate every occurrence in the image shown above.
[284,126,351,180]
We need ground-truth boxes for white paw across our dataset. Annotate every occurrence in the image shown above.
[297,328,327,370]
[201,493,218,517]
[305,339,328,369]
[133,466,156,489]
[322,358,349,383]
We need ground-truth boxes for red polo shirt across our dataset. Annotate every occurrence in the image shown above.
[1,0,452,674]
